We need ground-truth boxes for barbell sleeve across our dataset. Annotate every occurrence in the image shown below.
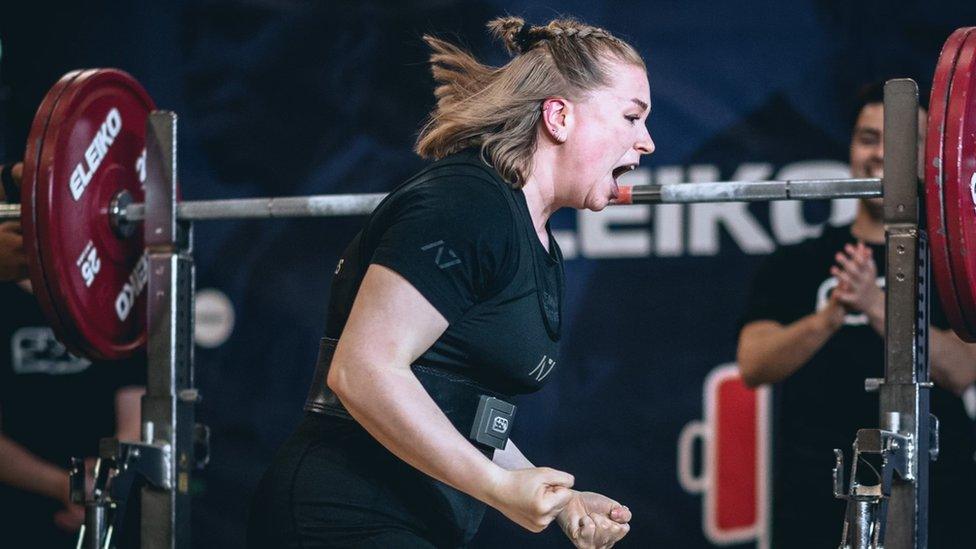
[0,204,17,221]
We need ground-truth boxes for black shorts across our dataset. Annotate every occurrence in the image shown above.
[246,413,486,549]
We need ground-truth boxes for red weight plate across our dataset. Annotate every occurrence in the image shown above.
[943,31,976,339]
[26,70,110,358]
[33,69,155,360]
[926,28,976,341]
[21,69,91,348]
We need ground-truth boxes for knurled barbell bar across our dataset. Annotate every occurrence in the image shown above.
[0,177,884,224]
[0,176,886,231]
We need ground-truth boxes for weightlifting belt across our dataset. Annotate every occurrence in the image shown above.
[304,337,516,452]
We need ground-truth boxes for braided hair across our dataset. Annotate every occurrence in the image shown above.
[415,16,644,188]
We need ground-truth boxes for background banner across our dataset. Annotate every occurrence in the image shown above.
[2,1,974,546]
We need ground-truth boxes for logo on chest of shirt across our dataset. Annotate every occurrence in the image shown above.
[11,327,91,375]
[815,276,886,326]
[421,240,461,269]
[528,355,557,382]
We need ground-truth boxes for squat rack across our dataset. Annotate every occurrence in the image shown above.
[75,80,928,549]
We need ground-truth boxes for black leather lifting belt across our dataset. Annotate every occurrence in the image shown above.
[304,337,516,452]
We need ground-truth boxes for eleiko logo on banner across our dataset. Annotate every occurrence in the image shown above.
[553,161,857,259]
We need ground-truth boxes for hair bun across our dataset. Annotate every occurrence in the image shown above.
[487,16,531,56]
[513,25,535,53]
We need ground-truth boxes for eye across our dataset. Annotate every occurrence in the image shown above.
[856,135,879,147]
[625,115,641,125]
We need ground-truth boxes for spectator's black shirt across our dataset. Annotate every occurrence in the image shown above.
[0,281,144,546]
[741,223,976,547]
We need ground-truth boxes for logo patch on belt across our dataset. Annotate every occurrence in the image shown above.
[470,396,516,450]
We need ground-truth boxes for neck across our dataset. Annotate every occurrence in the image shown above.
[522,146,562,237]
[850,201,885,244]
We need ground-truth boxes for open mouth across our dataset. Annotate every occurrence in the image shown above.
[610,164,637,198]
[612,164,638,180]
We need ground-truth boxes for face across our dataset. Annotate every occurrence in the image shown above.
[555,60,655,211]
[849,102,927,212]
[850,103,885,180]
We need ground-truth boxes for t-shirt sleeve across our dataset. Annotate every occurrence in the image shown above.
[105,355,148,390]
[740,248,801,329]
[369,175,516,324]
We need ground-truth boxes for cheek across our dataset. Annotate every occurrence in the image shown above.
[570,132,608,167]
[575,110,616,151]
[850,147,869,164]
[581,128,621,165]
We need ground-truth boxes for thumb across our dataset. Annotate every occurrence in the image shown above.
[53,509,80,532]
[544,485,575,513]
[858,241,871,259]
[610,504,632,523]
[539,467,575,489]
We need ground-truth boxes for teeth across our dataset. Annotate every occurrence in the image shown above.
[612,164,637,178]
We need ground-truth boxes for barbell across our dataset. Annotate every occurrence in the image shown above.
[2,27,975,360]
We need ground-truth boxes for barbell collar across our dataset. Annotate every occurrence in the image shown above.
[0,203,17,221]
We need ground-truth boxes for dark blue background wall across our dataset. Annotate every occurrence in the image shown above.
[2,1,973,547]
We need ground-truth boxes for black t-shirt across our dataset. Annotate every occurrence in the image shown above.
[326,149,564,396]
[0,281,145,543]
[741,224,976,546]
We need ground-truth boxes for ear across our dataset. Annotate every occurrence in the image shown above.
[541,97,571,144]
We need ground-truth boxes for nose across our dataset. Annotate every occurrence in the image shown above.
[636,125,655,155]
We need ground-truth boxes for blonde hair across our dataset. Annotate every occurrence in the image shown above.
[414,16,645,188]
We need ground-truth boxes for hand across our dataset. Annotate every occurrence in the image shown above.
[52,457,96,533]
[53,502,85,532]
[487,467,575,533]
[830,242,883,316]
[557,491,631,548]
[0,222,28,282]
[820,287,847,332]
[0,161,22,203]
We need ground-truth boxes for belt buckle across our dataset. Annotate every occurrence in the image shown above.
[470,395,516,450]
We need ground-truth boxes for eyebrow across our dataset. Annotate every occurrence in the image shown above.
[631,98,649,112]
